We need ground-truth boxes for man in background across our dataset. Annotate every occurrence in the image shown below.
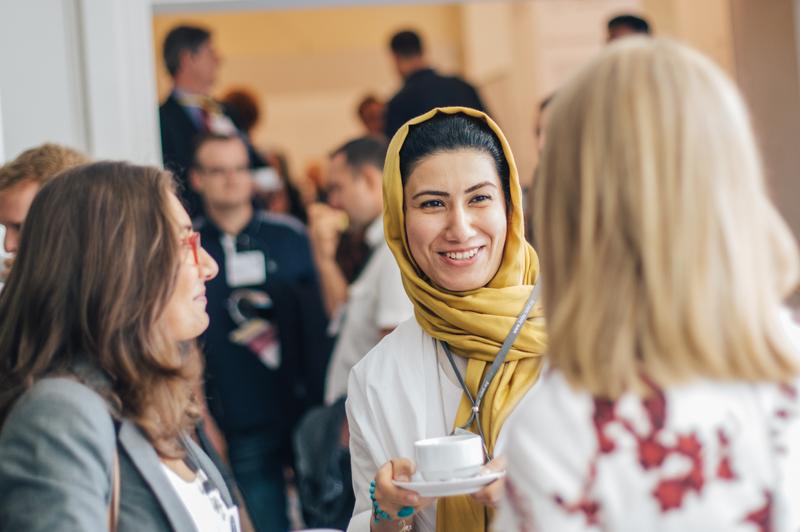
[384,29,487,137]
[0,143,89,281]
[607,14,651,41]
[191,132,330,532]
[307,136,412,404]
[159,24,265,216]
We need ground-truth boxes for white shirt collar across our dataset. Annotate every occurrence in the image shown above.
[365,216,385,249]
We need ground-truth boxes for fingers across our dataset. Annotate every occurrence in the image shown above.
[0,256,13,283]
[471,456,507,509]
[481,455,507,474]
[373,459,425,520]
[471,476,505,508]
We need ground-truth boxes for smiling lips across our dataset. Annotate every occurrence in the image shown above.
[440,246,483,261]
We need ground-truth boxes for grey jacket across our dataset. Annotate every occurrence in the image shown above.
[0,377,234,531]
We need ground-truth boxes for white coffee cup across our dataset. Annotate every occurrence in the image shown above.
[414,434,484,481]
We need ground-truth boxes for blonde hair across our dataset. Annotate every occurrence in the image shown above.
[536,38,800,398]
[0,143,89,191]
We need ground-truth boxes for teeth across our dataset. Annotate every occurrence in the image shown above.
[445,248,479,260]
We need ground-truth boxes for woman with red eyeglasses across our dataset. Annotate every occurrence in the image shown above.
[0,162,245,531]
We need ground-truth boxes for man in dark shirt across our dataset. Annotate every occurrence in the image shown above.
[191,133,330,532]
[383,29,487,137]
[159,25,265,217]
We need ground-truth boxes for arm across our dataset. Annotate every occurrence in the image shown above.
[0,379,116,531]
[307,203,349,318]
[346,369,430,532]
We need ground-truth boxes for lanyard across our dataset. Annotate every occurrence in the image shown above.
[441,282,540,460]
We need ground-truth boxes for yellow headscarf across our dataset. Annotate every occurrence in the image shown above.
[383,107,547,531]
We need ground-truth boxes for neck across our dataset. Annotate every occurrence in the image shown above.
[402,58,428,79]
[206,202,253,236]
[173,75,210,97]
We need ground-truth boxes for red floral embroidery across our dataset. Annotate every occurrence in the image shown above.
[552,381,742,525]
[742,490,773,532]
[716,429,736,480]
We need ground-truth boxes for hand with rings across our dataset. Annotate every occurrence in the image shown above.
[370,458,434,530]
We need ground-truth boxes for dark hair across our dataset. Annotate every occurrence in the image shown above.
[0,162,200,456]
[399,113,511,208]
[331,136,389,173]
[191,132,245,169]
[220,88,260,134]
[607,14,650,34]
[163,25,212,77]
[357,95,381,118]
[390,30,423,58]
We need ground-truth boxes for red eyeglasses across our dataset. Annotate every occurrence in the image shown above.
[183,231,201,265]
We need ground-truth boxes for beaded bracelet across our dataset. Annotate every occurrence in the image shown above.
[369,480,415,527]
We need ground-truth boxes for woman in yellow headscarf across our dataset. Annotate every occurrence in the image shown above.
[345,107,547,532]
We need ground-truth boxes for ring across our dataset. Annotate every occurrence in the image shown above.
[398,506,415,518]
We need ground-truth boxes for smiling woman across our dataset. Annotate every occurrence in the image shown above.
[345,107,547,532]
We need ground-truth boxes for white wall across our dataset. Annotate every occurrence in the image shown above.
[0,0,161,164]
[0,0,89,160]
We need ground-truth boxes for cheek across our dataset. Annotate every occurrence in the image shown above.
[404,216,423,262]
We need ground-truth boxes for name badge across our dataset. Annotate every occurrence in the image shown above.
[226,251,267,287]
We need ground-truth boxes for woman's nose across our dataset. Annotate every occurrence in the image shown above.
[444,205,476,242]
[198,247,219,281]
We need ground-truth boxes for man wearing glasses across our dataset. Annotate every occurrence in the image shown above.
[190,133,331,532]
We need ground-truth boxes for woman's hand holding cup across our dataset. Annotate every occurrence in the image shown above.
[371,458,432,530]
[470,456,506,509]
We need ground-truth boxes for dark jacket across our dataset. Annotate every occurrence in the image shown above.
[159,92,266,216]
[384,68,487,137]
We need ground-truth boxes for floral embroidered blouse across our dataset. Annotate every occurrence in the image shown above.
[495,338,800,531]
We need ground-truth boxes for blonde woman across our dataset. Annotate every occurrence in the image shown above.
[496,38,800,531]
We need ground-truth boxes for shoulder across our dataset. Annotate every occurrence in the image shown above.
[3,378,115,443]
[349,318,424,387]
[11,377,110,420]
[254,211,308,239]
[159,94,181,115]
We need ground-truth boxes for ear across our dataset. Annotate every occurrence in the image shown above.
[362,165,383,193]
[189,169,203,193]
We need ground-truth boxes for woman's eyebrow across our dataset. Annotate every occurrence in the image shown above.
[411,190,449,200]
[464,181,497,193]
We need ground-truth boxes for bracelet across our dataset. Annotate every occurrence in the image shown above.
[370,480,391,522]
[370,480,415,528]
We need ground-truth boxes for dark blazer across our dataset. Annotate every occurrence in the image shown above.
[384,68,488,137]
[159,92,266,216]
[0,377,234,531]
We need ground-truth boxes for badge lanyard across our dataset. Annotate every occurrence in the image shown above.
[441,282,540,461]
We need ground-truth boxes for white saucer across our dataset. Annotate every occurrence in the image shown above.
[392,471,505,497]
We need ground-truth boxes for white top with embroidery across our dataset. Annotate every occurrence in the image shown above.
[496,313,800,532]
[161,463,241,532]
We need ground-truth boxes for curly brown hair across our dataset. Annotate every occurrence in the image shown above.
[0,143,89,192]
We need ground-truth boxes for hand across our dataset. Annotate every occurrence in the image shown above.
[471,456,506,509]
[372,458,434,522]
[307,203,347,262]
[0,255,14,283]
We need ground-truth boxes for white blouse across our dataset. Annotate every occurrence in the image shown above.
[496,316,800,532]
[161,463,241,532]
[346,318,521,532]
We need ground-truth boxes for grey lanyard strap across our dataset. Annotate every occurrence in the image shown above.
[441,282,540,460]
